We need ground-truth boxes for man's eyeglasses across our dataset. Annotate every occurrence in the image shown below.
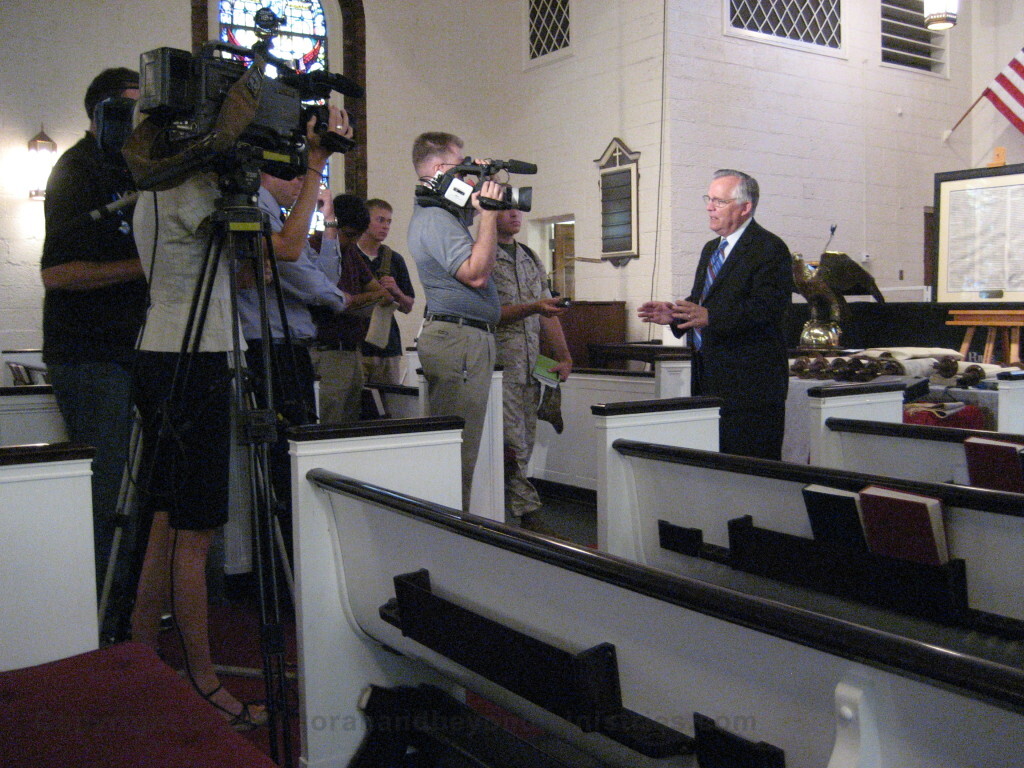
[702,195,736,209]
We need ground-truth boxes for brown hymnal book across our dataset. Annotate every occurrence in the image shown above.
[963,436,1024,493]
[858,485,948,566]
[801,484,868,552]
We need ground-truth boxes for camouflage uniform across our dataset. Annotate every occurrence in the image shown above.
[493,241,551,521]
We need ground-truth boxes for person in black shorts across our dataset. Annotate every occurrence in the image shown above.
[128,106,351,730]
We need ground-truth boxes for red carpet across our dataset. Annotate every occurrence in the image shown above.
[0,642,278,768]
[158,584,301,766]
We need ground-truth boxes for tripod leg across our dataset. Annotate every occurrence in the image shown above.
[272,514,295,602]
[98,411,143,638]
[245,426,296,604]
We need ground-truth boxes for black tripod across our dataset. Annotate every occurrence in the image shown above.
[132,154,302,766]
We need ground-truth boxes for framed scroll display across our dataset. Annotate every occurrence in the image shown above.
[933,163,1024,303]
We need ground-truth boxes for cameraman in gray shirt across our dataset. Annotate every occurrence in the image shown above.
[407,131,503,510]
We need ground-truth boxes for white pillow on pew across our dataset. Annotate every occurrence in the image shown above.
[859,347,963,361]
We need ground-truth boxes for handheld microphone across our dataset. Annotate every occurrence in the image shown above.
[50,192,140,239]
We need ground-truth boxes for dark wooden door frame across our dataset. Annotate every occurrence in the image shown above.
[192,0,367,197]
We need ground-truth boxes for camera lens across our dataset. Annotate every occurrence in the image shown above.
[507,186,532,212]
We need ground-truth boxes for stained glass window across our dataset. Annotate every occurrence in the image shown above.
[219,0,331,188]
[219,0,328,74]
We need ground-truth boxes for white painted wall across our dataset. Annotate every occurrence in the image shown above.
[360,0,670,349]
[0,0,1019,351]
[0,0,190,350]
[665,1,975,305]
[969,0,1024,165]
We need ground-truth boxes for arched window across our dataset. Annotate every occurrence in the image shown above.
[219,0,328,74]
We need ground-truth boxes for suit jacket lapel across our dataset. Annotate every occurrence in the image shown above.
[703,220,759,302]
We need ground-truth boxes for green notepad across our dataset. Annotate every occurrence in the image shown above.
[532,354,560,386]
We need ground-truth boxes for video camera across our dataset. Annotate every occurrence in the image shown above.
[126,7,362,189]
[428,158,537,212]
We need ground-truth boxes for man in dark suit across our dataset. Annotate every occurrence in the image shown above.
[639,169,793,459]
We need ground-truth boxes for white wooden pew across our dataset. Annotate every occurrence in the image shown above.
[815,417,1024,486]
[0,443,97,670]
[530,364,695,491]
[806,372,1024,483]
[608,434,1024,624]
[289,419,1024,768]
[0,385,68,446]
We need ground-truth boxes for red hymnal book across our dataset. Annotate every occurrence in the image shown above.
[963,436,1024,493]
[858,485,948,566]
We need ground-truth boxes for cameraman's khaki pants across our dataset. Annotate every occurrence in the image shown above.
[417,320,495,511]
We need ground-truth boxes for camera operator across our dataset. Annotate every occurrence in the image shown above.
[129,105,352,730]
[407,132,505,510]
[236,170,352,537]
[40,67,148,638]
[240,172,353,424]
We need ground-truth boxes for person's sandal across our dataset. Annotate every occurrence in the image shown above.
[197,684,269,732]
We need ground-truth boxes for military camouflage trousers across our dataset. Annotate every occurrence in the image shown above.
[502,379,542,521]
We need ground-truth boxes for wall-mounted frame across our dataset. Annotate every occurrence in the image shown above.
[933,163,1024,303]
[596,138,639,267]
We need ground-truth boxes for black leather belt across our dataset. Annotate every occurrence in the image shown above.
[426,313,496,334]
[315,341,359,352]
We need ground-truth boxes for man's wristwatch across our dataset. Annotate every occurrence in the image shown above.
[324,220,339,228]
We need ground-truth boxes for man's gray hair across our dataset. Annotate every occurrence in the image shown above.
[713,169,759,213]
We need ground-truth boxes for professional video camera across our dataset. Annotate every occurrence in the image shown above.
[427,157,537,211]
[125,7,362,189]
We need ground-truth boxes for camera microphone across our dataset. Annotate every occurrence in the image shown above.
[281,71,365,100]
[51,192,140,239]
[497,159,537,175]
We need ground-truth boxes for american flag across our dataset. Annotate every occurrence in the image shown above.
[984,47,1024,134]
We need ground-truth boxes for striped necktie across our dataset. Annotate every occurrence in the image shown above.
[693,239,727,351]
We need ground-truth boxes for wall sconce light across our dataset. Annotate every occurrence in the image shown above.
[923,0,958,31]
[28,125,57,200]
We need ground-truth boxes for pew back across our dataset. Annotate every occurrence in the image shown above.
[613,441,1024,622]
[0,385,68,446]
[821,418,1024,486]
[530,370,659,490]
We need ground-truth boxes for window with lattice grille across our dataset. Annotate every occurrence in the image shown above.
[881,0,948,74]
[729,0,842,50]
[529,0,570,60]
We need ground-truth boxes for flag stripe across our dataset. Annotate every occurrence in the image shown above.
[994,72,1024,110]
[985,87,1024,134]
[1001,56,1024,97]
[984,48,1024,135]
[1009,55,1024,81]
